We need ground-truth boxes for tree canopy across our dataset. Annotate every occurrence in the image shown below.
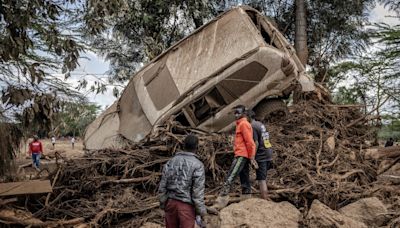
[81,0,375,91]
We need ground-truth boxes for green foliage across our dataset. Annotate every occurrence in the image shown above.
[373,23,400,79]
[378,118,400,140]
[0,0,87,131]
[82,0,374,91]
[333,87,361,105]
[82,0,215,87]
[53,100,101,137]
[330,52,398,114]
[378,0,400,14]
[246,0,373,81]
[329,19,400,143]
[0,0,84,90]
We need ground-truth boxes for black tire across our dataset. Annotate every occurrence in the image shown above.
[254,99,288,123]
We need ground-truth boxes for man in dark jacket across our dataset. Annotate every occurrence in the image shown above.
[248,110,273,200]
[158,135,206,228]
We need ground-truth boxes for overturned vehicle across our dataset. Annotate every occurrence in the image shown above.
[84,6,315,150]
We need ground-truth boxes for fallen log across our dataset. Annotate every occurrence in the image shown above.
[0,180,52,196]
[100,174,160,186]
[0,198,17,206]
[0,208,84,227]
[365,146,400,160]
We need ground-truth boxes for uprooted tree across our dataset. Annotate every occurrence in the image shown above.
[2,100,400,227]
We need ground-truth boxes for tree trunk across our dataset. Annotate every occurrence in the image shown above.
[295,0,308,66]
[293,0,308,103]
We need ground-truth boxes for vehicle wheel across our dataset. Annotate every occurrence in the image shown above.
[254,99,288,123]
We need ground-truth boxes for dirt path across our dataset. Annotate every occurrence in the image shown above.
[14,139,85,179]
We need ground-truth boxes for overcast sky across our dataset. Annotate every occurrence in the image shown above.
[69,4,399,110]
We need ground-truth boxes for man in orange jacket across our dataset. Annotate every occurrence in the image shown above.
[212,105,257,210]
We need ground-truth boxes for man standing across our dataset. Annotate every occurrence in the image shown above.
[71,137,75,149]
[28,135,43,170]
[213,105,256,209]
[248,110,273,200]
[51,136,56,149]
[159,135,206,228]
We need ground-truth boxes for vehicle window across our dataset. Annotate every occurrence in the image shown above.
[218,61,268,102]
[175,61,268,126]
[143,61,180,110]
[245,10,278,49]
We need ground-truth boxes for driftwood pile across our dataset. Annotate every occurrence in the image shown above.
[1,101,399,227]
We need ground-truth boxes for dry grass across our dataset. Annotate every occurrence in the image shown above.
[17,138,84,160]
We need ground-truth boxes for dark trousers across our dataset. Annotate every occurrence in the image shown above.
[165,199,195,228]
[220,156,251,196]
[239,159,251,194]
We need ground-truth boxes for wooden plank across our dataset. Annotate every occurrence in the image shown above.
[0,180,52,196]
[325,104,366,108]
[182,107,199,127]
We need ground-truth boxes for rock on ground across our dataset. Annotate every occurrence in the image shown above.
[339,197,389,227]
[219,198,301,228]
[306,200,367,228]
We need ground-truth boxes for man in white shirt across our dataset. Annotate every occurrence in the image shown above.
[51,136,56,149]
[71,137,75,149]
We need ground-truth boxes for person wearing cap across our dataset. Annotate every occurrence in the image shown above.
[158,134,206,228]
[28,135,43,170]
[213,105,257,209]
[247,110,273,200]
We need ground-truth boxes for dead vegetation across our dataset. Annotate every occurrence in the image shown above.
[0,101,399,227]
[0,122,23,180]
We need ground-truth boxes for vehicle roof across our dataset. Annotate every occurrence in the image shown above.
[131,6,262,78]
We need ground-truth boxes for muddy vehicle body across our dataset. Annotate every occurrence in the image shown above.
[84,6,315,150]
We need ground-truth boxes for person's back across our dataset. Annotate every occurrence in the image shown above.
[251,120,273,162]
[160,152,204,205]
[159,135,206,228]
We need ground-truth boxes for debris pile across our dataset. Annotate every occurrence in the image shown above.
[1,101,399,227]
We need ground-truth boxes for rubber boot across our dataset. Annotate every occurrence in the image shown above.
[259,180,270,200]
[211,195,230,210]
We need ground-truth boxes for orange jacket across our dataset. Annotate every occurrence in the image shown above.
[234,117,256,159]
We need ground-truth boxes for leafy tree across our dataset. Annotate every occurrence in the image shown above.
[379,116,400,140]
[0,0,87,129]
[53,100,101,137]
[378,0,400,14]
[82,0,215,90]
[373,23,400,80]
[84,0,375,95]
[0,0,84,90]
[331,53,398,114]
